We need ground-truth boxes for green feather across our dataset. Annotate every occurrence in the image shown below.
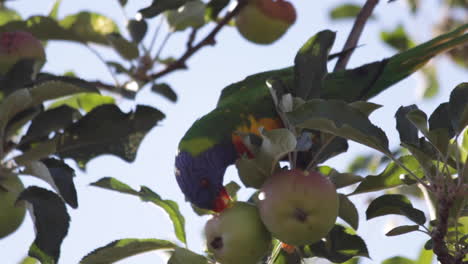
[179,24,468,157]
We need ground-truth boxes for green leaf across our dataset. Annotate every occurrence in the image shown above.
[166,0,206,32]
[0,89,33,151]
[294,30,335,99]
[342,258,361,264]
[385,225,420,236]
[0,15,136,50]
[127,19,148,43]
[48,93,115,113]
[320,167,363,189]
[346,153,383,174]
[168,247,210,264]
[224,181,241,199]
[415,245,433,264]
[306,225,369,263]
[236,156,271,189]
[106,33,139,60]
[424,239,433,250]
[151,83,178,102]
[48,0,62,19]
[55,104,164,168]
[348,101,382,116]
[366,194,426,225]
[18,187,70,264]
[80,238,177,264]
[90,177,140,195]
[338,194,359,230]
[31,74,100,105]
[139,0,192,18]
[287,99,390,154]
[381,25,415,51]
[407,108,450,155]
[428,102,455,139]
[205,0,230,21]
[0,16,75,42]
[329,4,371,20]
[19,106,81,148]
[106,61,132,75]
[351,156,424,195]
[18,256,38,264]
[139,186,187,244]
[91,177,187,244]
[395,105,420,146]
[236,128,296,188]
[0,6,21,26]
[461,129,468,162]
[448,82,468,134]
[59,12,119,43]
[382,256,415,264]
[22,159,78,208]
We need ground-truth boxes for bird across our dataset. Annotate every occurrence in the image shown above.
[174,25,468,211]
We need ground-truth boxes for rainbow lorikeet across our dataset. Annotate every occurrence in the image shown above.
[175,25,468,211]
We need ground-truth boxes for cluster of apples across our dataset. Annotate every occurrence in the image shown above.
[205,169,339,264]
[0,31,45,238]
[235,0,297,45]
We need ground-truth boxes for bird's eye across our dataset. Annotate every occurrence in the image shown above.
[200,178,210,188]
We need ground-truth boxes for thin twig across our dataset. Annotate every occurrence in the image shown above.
[86,44,121,87]
[153,31,173,65]
[144,0,249,82]
[149,16,164,52]
[334,0,379,71]
[187,28,198,50]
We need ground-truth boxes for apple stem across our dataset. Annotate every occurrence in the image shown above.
[334,0,380,71]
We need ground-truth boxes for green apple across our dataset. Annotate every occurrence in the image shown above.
[0,31,46,75]
[0,175,26,238]
[235,0,296,45]
[258,169,339,245]
[205,201,272,264]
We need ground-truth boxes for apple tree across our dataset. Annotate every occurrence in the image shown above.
[0,0,466,263]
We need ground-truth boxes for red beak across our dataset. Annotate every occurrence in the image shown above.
[213,187,232,212]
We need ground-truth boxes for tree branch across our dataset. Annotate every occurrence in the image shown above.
[144,0,248,82]
[432,194,457,264]
[333,0,379,71]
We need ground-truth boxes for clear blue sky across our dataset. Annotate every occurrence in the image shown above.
[1,0,465,263]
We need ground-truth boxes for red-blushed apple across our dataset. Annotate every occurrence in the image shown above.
[0,31,46,75]
[258,169,339,245]
[205,201,272,264]
[0,174,26,238]
[235,0,296,45]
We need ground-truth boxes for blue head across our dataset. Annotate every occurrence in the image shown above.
[175,143,237,211]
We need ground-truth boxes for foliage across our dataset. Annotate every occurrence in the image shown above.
[0,0,466,264]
